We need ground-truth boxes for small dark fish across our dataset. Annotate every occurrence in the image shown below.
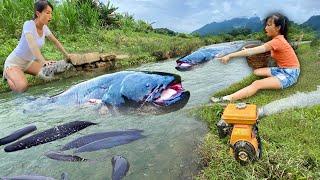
[45,151,88,162]
[61,129,144,151]
[74,134,145,153]
[0,175,55,180]
[111,155,130,180]
[0,125,37,146]
[4,121,97,152]
[61,172,69,180]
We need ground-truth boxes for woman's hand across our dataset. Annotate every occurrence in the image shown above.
[64,53,71,61]
[217,55,231,64]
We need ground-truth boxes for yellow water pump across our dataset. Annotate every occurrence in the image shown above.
[216,103,261,165]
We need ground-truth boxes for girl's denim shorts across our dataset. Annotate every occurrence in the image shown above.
[270,67,300,89]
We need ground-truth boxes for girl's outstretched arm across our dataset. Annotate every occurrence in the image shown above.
[217,44,272,64]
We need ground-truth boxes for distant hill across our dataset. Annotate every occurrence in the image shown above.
[192,17,263,36]
[302,15,320,31]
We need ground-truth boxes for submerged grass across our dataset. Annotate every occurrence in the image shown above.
[195,44,320,179]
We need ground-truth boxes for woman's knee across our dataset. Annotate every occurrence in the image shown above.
[14,85,28,93]
[8,79,28,93]
[5,67,28,92]
[16,81,28,92]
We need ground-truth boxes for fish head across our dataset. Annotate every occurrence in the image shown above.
[175,48,218,71]
[118,71,190,113]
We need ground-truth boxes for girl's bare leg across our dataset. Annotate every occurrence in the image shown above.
[228,76,281,101]
[253,67,272,77]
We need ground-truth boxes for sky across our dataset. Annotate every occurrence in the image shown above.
[105,0,320,33]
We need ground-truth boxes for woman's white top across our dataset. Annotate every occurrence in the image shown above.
[13,20,52,61]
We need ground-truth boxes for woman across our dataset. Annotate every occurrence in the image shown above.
[3,0,70,93]
[212,13,300,102]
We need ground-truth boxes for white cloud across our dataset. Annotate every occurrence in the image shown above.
[107,0,320,33]
[222,2,231,13]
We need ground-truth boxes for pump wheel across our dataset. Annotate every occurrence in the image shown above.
[253,125,262,159]
[216,119,231,138]
[234,141,256,165]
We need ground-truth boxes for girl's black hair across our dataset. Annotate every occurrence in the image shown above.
[33,0,53,19]
[264,13,289,39]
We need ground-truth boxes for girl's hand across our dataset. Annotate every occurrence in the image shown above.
[216,55,231,64]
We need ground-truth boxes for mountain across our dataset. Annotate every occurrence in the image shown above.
[192,17,263,36]
[302,15,320,31]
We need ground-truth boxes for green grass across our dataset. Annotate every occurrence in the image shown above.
[195,44,320,179]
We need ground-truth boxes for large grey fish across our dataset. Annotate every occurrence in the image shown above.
[26,71,190,114]
[176,40,261,71]
[0,125,37,146]
[4,121,96,152]
[74,134,145,153]
[60,129,143,151]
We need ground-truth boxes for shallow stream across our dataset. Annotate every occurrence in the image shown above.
[0,57,251,179]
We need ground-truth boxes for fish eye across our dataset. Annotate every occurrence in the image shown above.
[146,83,150,87]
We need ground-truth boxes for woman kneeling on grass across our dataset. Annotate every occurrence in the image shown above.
[211,13,300,103]
[3,0,70,93]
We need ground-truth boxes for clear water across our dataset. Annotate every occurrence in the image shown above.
[0,57,251,179]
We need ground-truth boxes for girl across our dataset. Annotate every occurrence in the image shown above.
[3,0,70,93]
[212,13,300,102]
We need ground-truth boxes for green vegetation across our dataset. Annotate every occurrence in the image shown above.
[195,44,320,179]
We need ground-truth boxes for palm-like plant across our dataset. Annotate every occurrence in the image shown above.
[73,0,119,28]
[98,1,119,28]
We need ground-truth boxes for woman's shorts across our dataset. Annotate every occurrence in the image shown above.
[270,67,300,89]
[3,53,33,80]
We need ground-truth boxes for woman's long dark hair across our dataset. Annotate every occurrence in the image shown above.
[33,0,53,20]
[264,13,289,40]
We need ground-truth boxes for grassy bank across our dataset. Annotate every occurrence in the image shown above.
[195,44,320,179]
